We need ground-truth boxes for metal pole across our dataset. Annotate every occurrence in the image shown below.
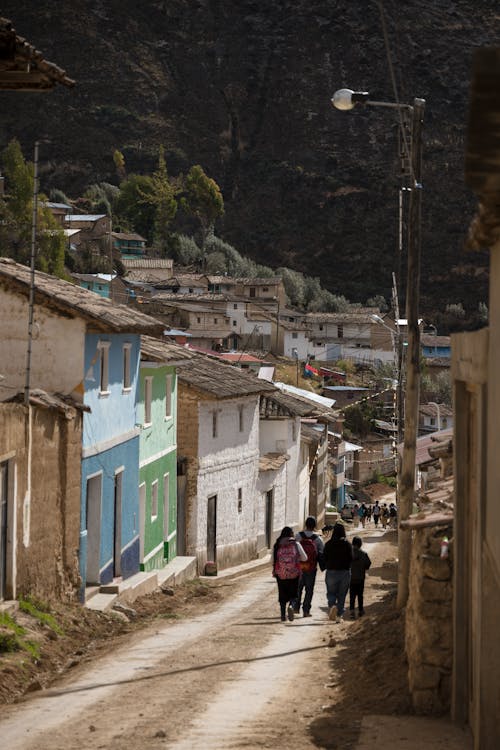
[397,98,425,609]
[24,141,39,406]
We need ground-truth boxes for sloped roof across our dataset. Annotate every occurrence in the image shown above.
[306,311,375,324]
[112,232,147,242]
[0,17,75,90]
[260,389,327,419]
[65,214,107,222]
[176,352,276,399]
[259,452,289,472]
[122,258,173,269]
[0,258,164,335]
[421,334,451,347]
[420,403,453,417]
[140,335,195,365]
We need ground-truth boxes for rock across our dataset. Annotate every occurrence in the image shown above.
[160,585,175,596]
[154,730,167,738]
[89,725,96,732]
[112,602,137,618]
[110,610,129,623]
[327,638,337,648]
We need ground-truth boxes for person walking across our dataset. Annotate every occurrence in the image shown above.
[323,522,353,623]
[381,503,389,529]
[372,501,381,528]
[272,527,307,622]
[389,503,398,529]
[349,536,371,618]
[295,516,325,617]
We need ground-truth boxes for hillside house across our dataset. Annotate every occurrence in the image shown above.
[121,258,174,285]
[72,272,114,299]
[0,258,164,597]
[421,333,451,358]
[176,353,276,572]
[419,403,453,434]
[112,232,147,258]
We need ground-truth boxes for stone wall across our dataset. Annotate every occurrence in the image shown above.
[405,522,453,714]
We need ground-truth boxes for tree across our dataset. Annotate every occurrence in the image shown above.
[0,139,66,276]
[136,147,177,254]
[113,149,126,181]
[181,165,224,250]
[115,174,157,241]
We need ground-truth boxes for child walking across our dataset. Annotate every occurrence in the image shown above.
[272,527,307,621]
[349,536,371,618]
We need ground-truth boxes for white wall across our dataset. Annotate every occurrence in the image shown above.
[189,395,260,565]
[283,331,309,359]
[0,289,86,402]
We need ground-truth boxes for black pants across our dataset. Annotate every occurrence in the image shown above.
[276,576,299,618]
[349,580,365,613]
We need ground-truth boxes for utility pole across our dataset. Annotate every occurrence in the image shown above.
[24,141,39,406]
[397,98,425,609]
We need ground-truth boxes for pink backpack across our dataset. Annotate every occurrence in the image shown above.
[274,540,301,579]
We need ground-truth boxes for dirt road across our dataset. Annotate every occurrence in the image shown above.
[0,529,396,750]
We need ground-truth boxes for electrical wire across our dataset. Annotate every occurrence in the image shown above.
[374,0,415,185]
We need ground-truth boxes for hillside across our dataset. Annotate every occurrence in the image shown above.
[0,1,496,313]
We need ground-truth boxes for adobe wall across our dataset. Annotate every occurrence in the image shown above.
[405,522,453,715]
[0,402,82,601]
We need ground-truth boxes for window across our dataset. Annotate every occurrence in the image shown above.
[98,341,110,394]
[237,488,243,513]
[233,320,237,327]
[151,480,158,519]
[144,376,153,425]
[165,373,172,418]
[263,286,269,292]
[292,332,298,339]
[319,324,323,331]
[430,417,436,426]
[292,420,297,441]
[188,287,193,293]
[233,303,238,310]
[249,287,256,298]
[315,342,323,347]
[239,405,244,432]
[337,325,344,339]
[197,317,201,324]
[123,343,132,390]
[212,410,218,438]
[214,318,218,324]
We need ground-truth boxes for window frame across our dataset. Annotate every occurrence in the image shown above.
[165,373,173,419]
[98,340,111,395]
[122,343,132,392]
[144,375,153,426]
[151,479,159,520]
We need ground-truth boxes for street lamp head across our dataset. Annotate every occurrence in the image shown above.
[331,88,370,111]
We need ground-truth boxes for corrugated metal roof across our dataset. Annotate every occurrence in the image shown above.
[122,258,173,268]
[65,214,106,222]
[0,258,164,335]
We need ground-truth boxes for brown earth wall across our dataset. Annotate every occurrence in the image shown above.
[405,523,454,715]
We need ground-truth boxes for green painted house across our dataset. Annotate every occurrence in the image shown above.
[138,336,192,570]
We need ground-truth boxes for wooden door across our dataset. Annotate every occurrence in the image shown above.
[265,490,273,549]
[0,461,8,601]
[207,495,217,563]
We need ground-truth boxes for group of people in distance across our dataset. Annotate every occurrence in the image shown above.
[351,500,397,530]
[272,516,371,623]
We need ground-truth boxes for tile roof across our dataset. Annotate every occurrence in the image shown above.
[0,17,75,90]
[176,352,276,399]
[421,334,451,347]
[0,258,164,335]
[259,452,290,472]
[140,336,195,365]
[112,232,147,242]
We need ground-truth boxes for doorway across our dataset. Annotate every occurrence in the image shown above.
[86,473,102,585]
[0,461,9,601]
[207,495,217,563]
[113,471,123,578]
[265,489,274,549]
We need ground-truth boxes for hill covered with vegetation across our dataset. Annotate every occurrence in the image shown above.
[0,0,495,318]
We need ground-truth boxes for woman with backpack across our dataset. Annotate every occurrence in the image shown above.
[272,527,308,622]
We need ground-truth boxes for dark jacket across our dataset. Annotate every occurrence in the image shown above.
[350,548,371,583]
[323,538,353,571]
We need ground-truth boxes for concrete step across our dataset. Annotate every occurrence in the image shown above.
[157,556,197,587]
[85,592,117,611]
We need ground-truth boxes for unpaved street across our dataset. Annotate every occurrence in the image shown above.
[0,530,396,749]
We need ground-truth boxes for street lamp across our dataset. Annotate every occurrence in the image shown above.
[331,88,425,608]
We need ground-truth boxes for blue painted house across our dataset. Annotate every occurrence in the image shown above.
[0,259,164,596]
[421,333,451,358]
[72,273,114,299]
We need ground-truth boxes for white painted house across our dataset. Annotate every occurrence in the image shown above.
[176,353,276,572]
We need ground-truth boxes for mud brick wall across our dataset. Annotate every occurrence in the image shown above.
[405,523,453,715]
